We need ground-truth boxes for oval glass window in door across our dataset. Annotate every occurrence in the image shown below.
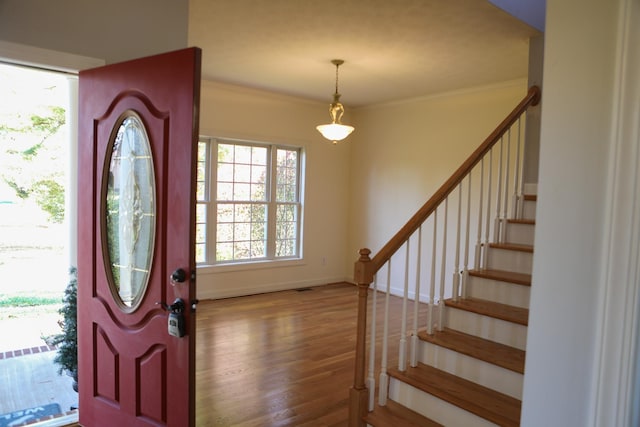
[103,111,156,311]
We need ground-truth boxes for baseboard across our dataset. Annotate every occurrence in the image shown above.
[383,283,434,303]
[196,276,351,300]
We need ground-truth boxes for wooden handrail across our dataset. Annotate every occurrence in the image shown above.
[363,85,540,279]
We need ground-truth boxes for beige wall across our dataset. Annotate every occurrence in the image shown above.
[196,80,351,299]
[347,80,528,261]
[523,35,544,184]
[0,0,188,65]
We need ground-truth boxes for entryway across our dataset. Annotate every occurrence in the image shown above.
[0,62,78,425]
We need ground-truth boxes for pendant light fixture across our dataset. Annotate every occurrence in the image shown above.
[316,59,354,143]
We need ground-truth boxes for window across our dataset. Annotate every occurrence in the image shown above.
[195,140,209,263]
[196,138,303,265]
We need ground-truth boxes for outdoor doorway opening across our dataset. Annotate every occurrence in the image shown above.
[0,62,78,426]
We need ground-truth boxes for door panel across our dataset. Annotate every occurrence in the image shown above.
[77,48,201,426]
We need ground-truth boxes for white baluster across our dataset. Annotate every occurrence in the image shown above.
[367,274,378,411]
[512,118,523,219]
[474,158,484,270]
[427,209,437,334]
[378,260,392,406]
[438,197,448,331]
[398,241,410,372]
[519,117,527,219]
[494,137,504,243]
[410,227,422,367]
[502,128,511,241]
[453,184,462,301]
[462,175,472,298]
[484,149,493,269]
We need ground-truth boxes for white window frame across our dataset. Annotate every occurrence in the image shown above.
[196,136,304,266]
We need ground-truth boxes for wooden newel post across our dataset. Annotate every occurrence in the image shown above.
[349,248,374,427]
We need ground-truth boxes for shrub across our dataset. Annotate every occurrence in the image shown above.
[50,267,77,390]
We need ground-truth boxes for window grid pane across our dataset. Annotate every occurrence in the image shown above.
[196,141,209,263]
[216,202,267,262]
[276,149,298,203]
[275,203,298,257]
[211,140,301,264]
[217,143,268,202]
[196,141,208,202]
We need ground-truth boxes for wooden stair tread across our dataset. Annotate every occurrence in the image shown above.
[364,399,444,427]
[389,363,521,427]
[523,194,537,201]
[418,327,525,373]
[489,242,534,253]
[469,268,532,286]
[507,218,535,225]
[445,297,529,325]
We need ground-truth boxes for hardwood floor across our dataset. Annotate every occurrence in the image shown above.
[195,282,425,426]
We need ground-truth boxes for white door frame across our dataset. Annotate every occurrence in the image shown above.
[592,0,640,425]
[0,41,104,73]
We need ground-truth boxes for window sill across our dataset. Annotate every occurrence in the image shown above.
[197,258,305,274]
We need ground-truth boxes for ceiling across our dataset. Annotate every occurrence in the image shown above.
[188,0,540,108]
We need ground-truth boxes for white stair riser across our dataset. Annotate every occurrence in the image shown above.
[486,247,532,275]
[389,379,498,427]
[466,275,530,308]
[418,340,523,399]
[504,222,535,246]
[522,199,536,220]
[445,307,527,350]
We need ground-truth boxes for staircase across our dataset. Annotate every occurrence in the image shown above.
[365,195,536,426]
[348,87,541,427]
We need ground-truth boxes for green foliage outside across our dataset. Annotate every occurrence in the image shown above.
[0,294,61,308]
[0,105,67,223]
[49,267,78,380]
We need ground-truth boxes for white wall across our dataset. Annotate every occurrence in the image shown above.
[0,0,188,65]
[347,80,527,263]
[196,80,351,299]
[521,0,623,425]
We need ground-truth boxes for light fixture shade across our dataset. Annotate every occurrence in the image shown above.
[316,123,355,142]
[317,59,354,143]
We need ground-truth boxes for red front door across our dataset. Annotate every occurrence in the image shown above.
[77,48,201,426]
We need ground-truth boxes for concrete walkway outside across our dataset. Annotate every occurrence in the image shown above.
[0,316,78,425]
[0,350,78,416]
